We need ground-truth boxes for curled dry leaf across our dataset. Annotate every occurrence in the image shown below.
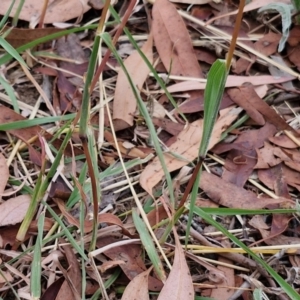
[140,106,241,195]
[0,0,90,23]
[152,0,203,78]
[158,236,194,300]
[121,268,151,300]
[0,195,31,226]
[0,153,9,201]
[113,33,153,130]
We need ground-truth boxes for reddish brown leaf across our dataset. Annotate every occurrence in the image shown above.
[288,25,300,47]
[0,153,9,201]
[5,26,63,48]
[41,277,65,300]
[227,87,265,125]
[0,218,53,248]
[104,131,151,159]
[255,142,282,169]
[97,236,163,291]
[210,258,235,300]
[0,195,31,226]
[55,198,134,236]
[0,106,81,157]
[213,123,277,187]
[228,84,298,135]
[249,215,296,246]
[56,240,82,300]
[152,0,203,78]
[287,45,300,71]
[158,235,194,300]
[0,0,90,23]
[269,132,299,149]
[151,117,184,136]
[121,268,151,300]
[199,172,291,209]
[234,32,280,74]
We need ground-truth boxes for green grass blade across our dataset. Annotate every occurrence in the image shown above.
[185,166,202,246]
[12,0,25,26]
[41,200,88,260]
[0,37,28,68]
[0,113,76,131]
[31,212,45,299]
[193,207,300,299]
[101,31,175,206]
[0,75,20,113]
[132,209,165,281]
[0,0,16,29]
[0,25,97,66]
[193,207,297,216]
[186,59,228,245]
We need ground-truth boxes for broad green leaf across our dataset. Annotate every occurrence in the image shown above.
[199,59,227,157]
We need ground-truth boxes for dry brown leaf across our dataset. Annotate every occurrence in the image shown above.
[140,106,241,195]
[227,87,265,125]
[152,0,203,78]
[0,195,31,226]
[199,172,290,209]
[207,0,290,24]
[210,257,235,300]
[255,142,282,169]
[113,34,153,130]
[121,268,151,300]
[0,271,13,283]
[104,130,151,159]
[170,0,211,3]
[0,0,90,23]
[55,198,133,236]
[41,277,65,300]
[228,84,298,135]
[97,236,163,291]
[214,123,277,187]
[269,132,299,149]
[234,32,281,74]
[158,235,194,300]
[0,153,9,201]
[56,241,82,300]
[5,27,63,48]
[166,75,295,93]
[0,106,81,157]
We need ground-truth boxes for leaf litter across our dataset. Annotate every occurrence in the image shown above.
[0,0,300,299]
